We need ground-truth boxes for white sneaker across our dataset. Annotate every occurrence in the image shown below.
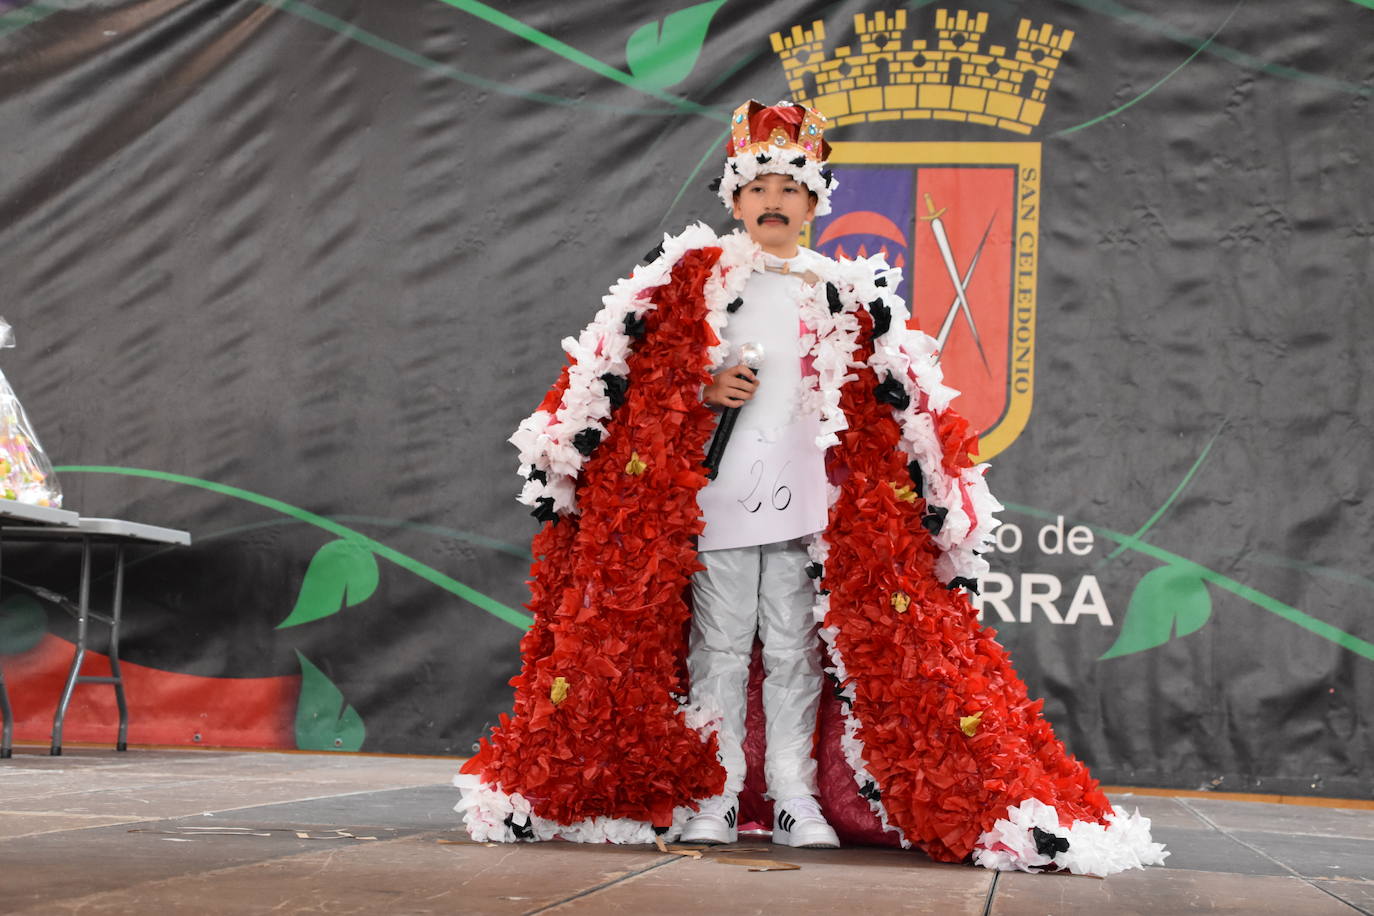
[681,794,738,845]
[773,796,839,848]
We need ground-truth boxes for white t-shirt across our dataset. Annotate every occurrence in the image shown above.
[697,249,829,552]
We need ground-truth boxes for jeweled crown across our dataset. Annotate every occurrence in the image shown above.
[726,99,831,162]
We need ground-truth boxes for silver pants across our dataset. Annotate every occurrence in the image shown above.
[688,538,822,800]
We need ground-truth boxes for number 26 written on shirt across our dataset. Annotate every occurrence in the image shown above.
[737,459,794,514]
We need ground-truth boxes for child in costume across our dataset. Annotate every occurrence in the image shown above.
[681,102,843,849]
[455,100,1167,876]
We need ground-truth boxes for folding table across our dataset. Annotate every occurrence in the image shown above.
[0,513,190,756]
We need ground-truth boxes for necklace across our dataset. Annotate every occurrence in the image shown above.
[762,262,821,286]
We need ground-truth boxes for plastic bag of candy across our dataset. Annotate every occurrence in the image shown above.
[0,319,62,507]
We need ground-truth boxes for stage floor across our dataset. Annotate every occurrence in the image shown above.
[0,748,1370,914]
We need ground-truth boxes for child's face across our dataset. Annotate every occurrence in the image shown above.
[732,173,817,255]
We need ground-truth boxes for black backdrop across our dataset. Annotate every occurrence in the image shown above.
[0,0,1369,798]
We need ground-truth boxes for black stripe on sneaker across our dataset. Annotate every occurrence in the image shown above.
[725,808,736,828]
[778,811,795,833]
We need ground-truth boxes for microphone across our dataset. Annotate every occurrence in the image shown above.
[703,342,765,480]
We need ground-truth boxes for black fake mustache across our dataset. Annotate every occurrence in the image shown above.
[757,213,790,226]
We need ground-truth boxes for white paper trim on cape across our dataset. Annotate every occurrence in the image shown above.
[972,798,1170,876]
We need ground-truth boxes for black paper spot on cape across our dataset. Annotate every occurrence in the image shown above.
[859,781,882,801]
[505,814,536,840]
[822,168,834,187]
[755,153,770,165]
[573,428,601,456]
[527,468,548,484]
[875,275,888,287]
[623,313,646,338]
[874,373,910,410]
[948,576,980,594]
[1032,826,1070,857]
[707,176,722,192]
[868,297,891,338]
[601,372,629,410]
[922,505,948,535]
[805,562,824,579]
[907,460,925,498]
[726,297,744,313]
[789,155,807,167]
[643,243,664,264]
[531,497,558,524]
[825,282,843,314]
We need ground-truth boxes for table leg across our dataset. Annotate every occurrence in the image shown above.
[0,531,9,759]
[0,668,12,759]
[50,537,92,756]
[110,544,128,752]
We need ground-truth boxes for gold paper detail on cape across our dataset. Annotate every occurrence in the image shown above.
[550,676,570,705]
[890,482,918,503]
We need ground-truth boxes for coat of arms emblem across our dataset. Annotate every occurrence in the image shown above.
[777,9,1073,459]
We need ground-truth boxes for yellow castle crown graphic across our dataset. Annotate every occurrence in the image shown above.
[770,9,1073,135]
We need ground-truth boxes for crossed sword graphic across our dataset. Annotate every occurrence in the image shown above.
[921,192,995,372]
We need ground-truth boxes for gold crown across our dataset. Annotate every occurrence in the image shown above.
[728,99,829,161]
[770,9,1073,136]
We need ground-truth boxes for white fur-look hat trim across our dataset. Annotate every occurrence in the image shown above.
[716,150,837,216]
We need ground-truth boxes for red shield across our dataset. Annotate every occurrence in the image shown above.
[809,142,1041,460]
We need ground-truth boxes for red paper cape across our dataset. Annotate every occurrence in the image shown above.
[462,235,1113,864]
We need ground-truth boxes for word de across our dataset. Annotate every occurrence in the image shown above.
[992,516,1095,556]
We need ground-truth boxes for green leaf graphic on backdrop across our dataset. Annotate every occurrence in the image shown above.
[1100,564,1212,660]
[277,539,379,629]
[625,0,726,89]
[294,651,366,751]
[0,594,45,655]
